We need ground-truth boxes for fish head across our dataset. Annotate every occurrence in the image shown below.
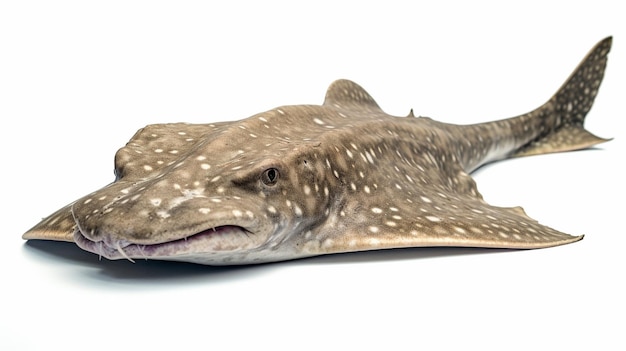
[72,112,335,264]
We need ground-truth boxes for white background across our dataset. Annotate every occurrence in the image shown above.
[1,1,624,350]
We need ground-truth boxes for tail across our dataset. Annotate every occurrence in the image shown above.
[513,37,612,157]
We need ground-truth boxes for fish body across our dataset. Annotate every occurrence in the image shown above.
[23,37,612,265]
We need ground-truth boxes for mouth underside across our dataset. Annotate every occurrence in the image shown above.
[73,225,254,262]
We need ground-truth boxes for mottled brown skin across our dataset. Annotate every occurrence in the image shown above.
[23,37,611,265]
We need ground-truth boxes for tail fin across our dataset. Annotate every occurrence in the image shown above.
[514,37,612,157]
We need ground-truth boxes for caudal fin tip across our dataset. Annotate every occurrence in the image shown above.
[588,133,613,147]
[595,36,612,47]
[600,136,614,143]
[597,36,613,54]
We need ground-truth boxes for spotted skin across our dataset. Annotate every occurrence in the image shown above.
[23,37,611,265]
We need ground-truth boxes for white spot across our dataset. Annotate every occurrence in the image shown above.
[211,176,221,182]
[346,149,353,158]
[294,205,303,217]
[303,185,311,195]
[200,163,211,170]
[83,198,92,204]
[313,118,325,125]
[420,196,432,203]
[232,210,243,218]
[368,226,379,233]
[425,216,441,222]
[368,238,381,245]
[267,206,277,214]
[154,148,163,153]
[364,185,371,194]
[196,155,206,161]
[198,208,211,214]
[371,207,383,214]
[156,210,170,219]
[385,221,397,227]
[322,239,334,248]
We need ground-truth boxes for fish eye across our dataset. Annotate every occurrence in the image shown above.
[261,168,279,186]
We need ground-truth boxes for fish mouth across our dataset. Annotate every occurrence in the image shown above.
[73,224,265,262]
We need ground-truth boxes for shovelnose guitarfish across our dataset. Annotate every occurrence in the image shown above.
[23,37,612,265]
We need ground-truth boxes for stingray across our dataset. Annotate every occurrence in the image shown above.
[23,37,612,265]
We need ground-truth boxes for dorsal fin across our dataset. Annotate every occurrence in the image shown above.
[323,79,383,111]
